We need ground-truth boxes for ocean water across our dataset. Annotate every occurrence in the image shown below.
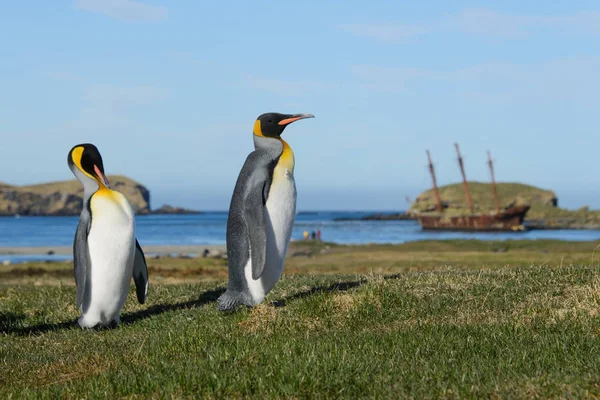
[1,212,600,250]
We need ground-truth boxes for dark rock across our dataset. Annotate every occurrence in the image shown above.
[334,212,415,222]
[291,250,313,257]
[151,204,202,215]
[178,253,197,259]
[205,250,227,259]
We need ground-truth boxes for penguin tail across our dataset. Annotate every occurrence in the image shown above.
[217,290,252,311]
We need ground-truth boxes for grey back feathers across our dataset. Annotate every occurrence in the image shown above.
[220,137,283,307]
[67,154,99,312]
[253,134,284,153]
[70,157,97,312]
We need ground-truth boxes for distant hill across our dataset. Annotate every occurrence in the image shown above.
[409,182,557,216]
[0,175,150,216]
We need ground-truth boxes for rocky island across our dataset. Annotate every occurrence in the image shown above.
[150,204,202,215]
[333,212,414,221]
[0,176,199,216]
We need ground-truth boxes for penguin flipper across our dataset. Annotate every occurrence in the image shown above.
[73,212,91,309]
[132,239,149,304]
[246,177,268,280]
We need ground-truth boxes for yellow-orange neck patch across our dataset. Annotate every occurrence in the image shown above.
[93,186,121,205]
[90,187,127,216]
[278,138,295,171]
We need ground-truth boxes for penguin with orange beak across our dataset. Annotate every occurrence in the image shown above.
[68,143,148,328]
[218,112,314,311]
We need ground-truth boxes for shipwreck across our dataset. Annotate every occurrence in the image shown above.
[413,144,530,231]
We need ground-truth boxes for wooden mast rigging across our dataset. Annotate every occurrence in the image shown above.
[426,150,443,212]
[487,151,500,213]
[454,143,474,212]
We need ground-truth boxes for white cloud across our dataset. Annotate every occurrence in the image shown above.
[351,65,438,91]
[336,23,430,43]
[74,0,167,22]
[352,57,600,102]
[84,84,166,106]
[65,84,167,132]
[451,8,600,38]
[245,75,326,97]
[46,71,85,82]
[338,8,600,41]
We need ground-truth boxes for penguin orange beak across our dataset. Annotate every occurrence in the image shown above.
[94,165,110,187]
[278,113,315,126]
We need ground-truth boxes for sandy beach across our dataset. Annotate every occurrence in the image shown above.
[0,244,227,256]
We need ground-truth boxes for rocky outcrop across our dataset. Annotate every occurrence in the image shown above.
[409,182,558,215]
[334,213,415,221]
[151,204,201,215]
[0,175,150,216]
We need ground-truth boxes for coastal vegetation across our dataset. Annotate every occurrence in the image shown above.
[2,239,600,397]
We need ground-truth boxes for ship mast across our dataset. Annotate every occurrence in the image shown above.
[487,150,500,213]
[454,143,474,212]
[426,150,443,212]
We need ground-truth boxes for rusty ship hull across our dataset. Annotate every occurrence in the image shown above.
[416,205,530,231]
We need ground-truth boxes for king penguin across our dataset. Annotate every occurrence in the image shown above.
[68,143,149,328]
[217,112,314,311]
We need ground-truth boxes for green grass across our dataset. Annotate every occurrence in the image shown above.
[3,251,600,397]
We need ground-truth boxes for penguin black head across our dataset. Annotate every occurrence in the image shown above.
[68,143,110,187]
[253,112,314,138]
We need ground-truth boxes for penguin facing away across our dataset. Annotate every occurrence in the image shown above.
[68,143,148,328]
[217,112,314,311]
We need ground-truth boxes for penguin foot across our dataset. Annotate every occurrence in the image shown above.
[77,316,98,329]
[77,315,120,329]
[217,290,253,311]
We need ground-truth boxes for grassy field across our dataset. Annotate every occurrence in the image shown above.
[2,240,600,398]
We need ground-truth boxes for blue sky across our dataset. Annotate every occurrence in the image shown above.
[1,1,600,210]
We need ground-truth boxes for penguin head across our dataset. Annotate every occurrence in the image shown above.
[68,143,111,189]
[253,112,314,138]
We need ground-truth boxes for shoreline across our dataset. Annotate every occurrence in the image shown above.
[0,244,227,256]
[2,236,600,257]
